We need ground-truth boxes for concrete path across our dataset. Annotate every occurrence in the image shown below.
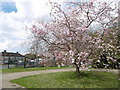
[1,68,119,89]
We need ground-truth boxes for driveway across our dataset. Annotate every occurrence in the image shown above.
[1,68,119,89]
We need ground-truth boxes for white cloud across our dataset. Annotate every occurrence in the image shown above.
[0,0,51,54]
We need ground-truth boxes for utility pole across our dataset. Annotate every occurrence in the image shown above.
[117,4,120,73]
[8,56,10,69]
[24,57,26,68]
[15,57,17,67]
[118,2,120,45]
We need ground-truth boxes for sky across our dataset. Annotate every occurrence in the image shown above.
[0,0,118,54]
[0,0,72,54]
[0,0,53,54]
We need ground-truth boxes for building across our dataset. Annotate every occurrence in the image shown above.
[0,50,25,64]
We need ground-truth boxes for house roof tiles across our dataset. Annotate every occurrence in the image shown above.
[1,50,24,57]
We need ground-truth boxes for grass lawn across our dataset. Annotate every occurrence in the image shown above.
[10,71,119,88]
[2,66,74,73]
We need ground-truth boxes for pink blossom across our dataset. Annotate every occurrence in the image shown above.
[27,1,118,71]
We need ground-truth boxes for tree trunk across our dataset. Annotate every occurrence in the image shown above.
[74,63,80,73]
[76,66,80,73]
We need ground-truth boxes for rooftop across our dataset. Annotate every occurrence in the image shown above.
[1,50,24,57]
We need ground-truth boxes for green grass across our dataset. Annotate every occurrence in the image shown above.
[2,66,74,73]
[11,71,119,88]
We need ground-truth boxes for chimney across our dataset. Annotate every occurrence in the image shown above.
[4,50,6,52]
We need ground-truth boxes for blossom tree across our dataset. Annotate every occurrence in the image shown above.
[27,0,118,72]
[91,24,120,69]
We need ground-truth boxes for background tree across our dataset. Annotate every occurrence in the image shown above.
[91,24,120,69]
[25,53,37,60]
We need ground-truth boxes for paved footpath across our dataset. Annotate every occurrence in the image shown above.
[1,68,119,89]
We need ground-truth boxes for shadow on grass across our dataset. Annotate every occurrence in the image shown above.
[67,71,118,81]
